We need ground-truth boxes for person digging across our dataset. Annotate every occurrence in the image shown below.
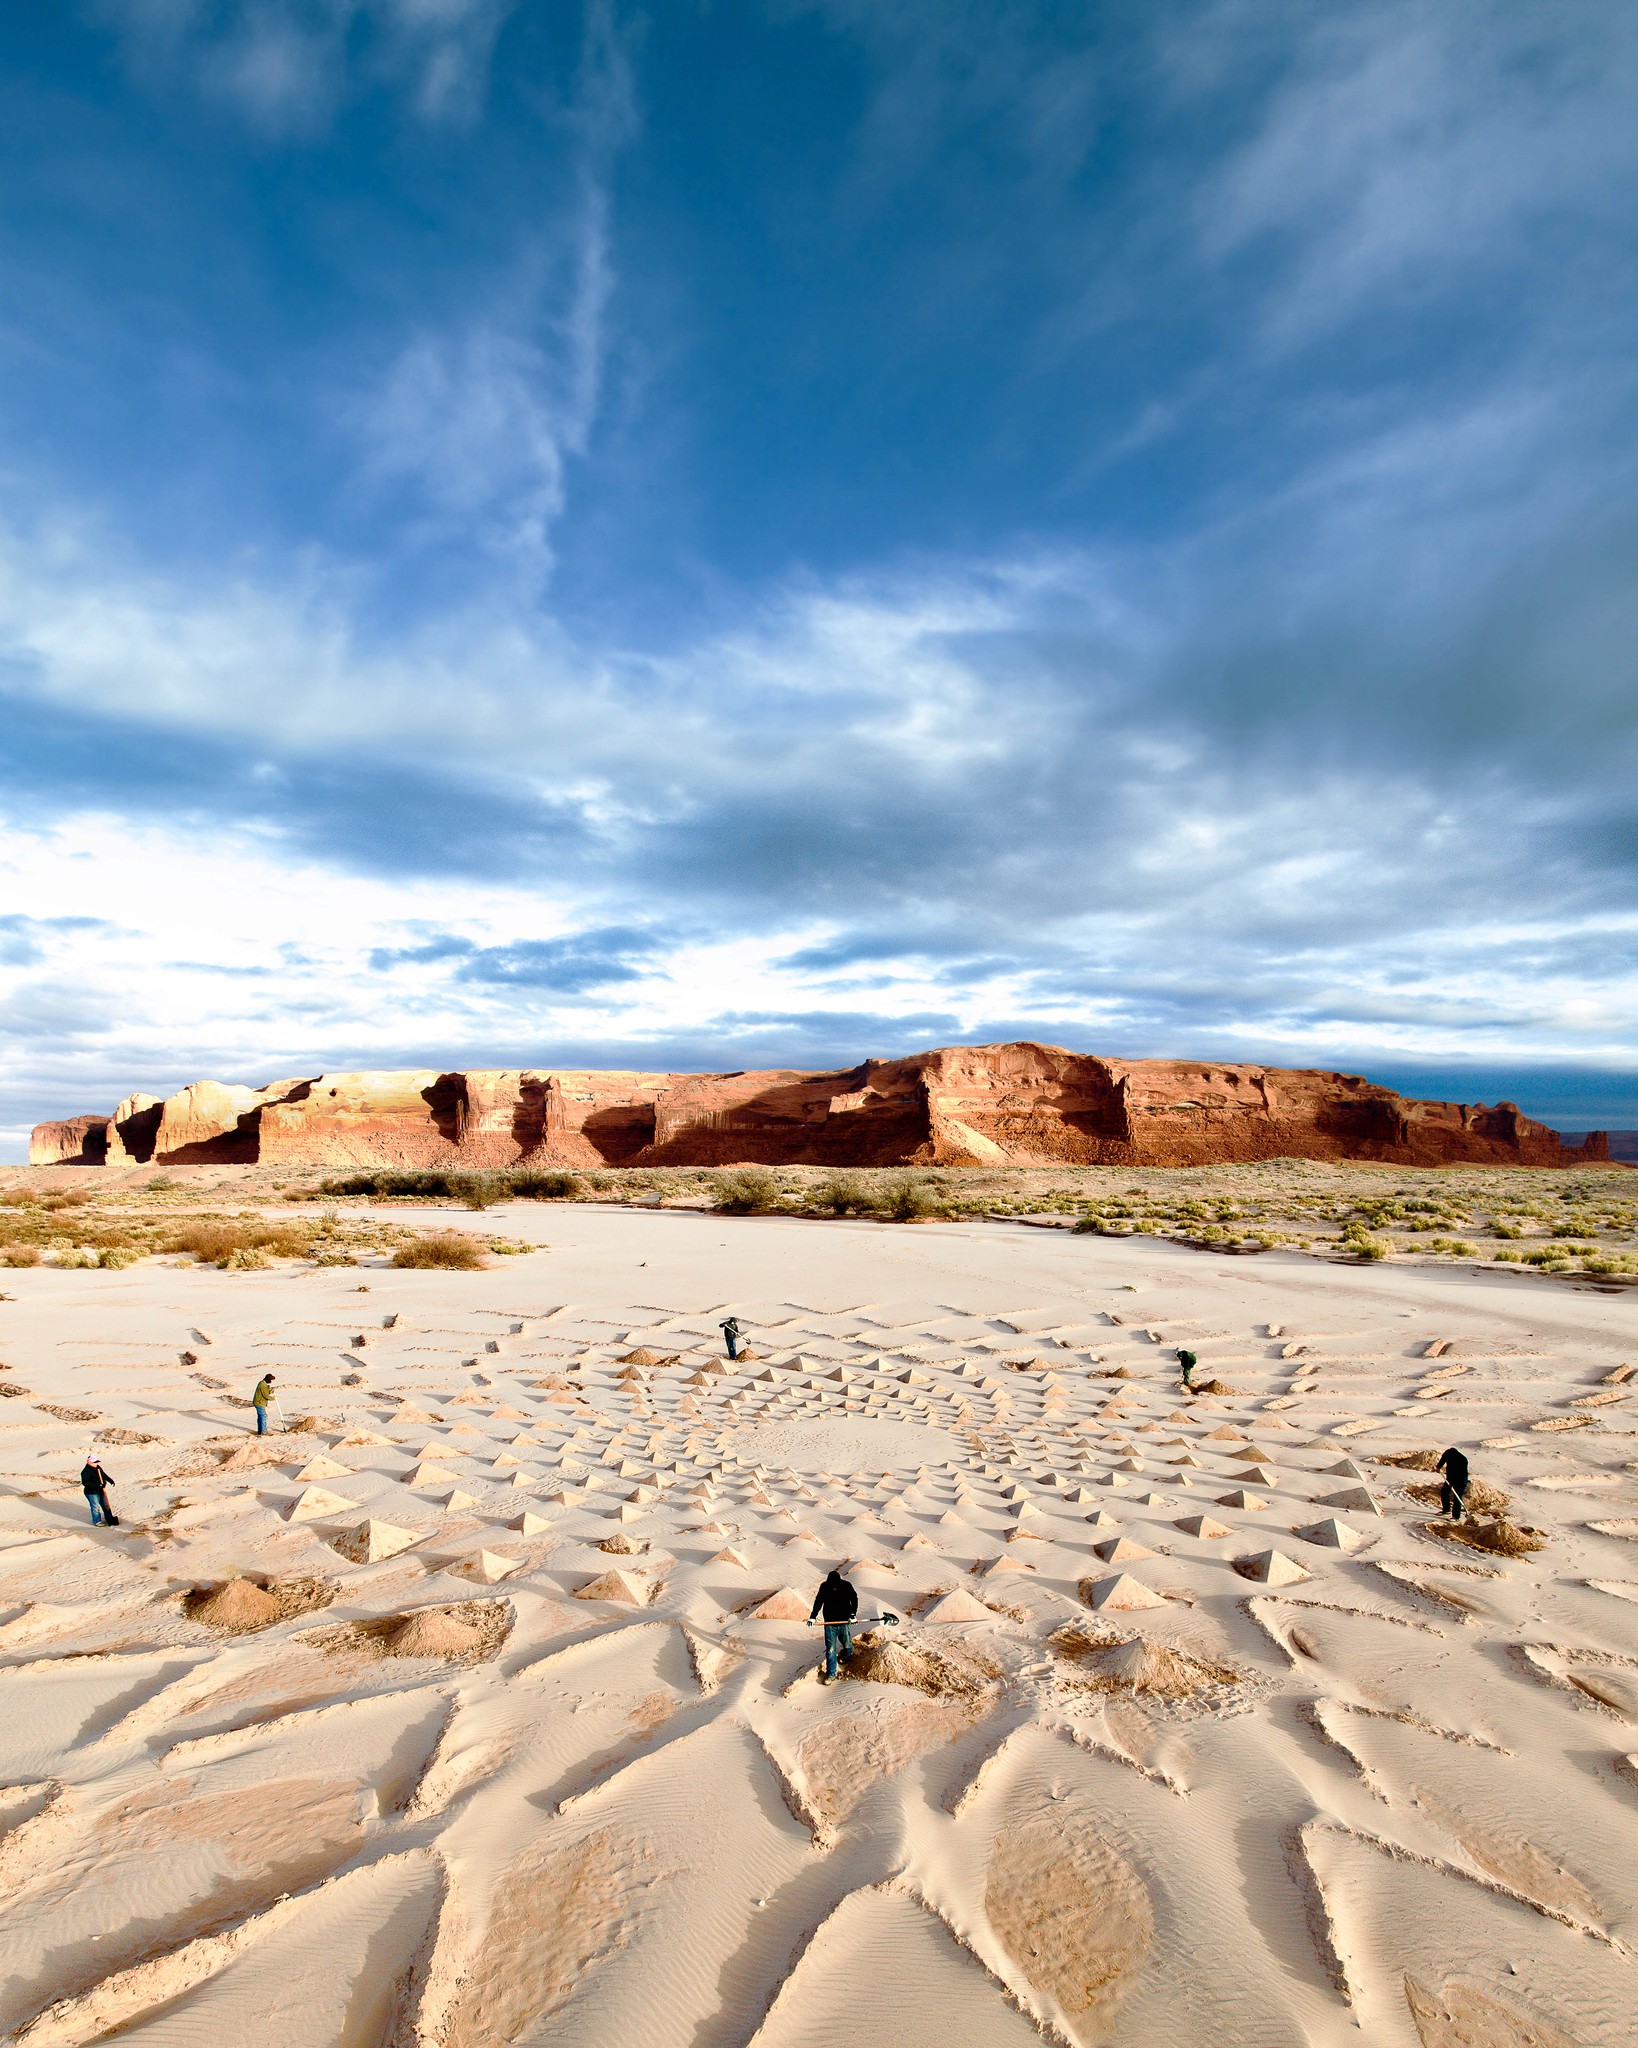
[1436,1445,1469,1521]
[720,1315,743,1362]
[809,1566,859,1683]
[252,1372,276,1434]
[1177,1347,1198,1392]
[81,1454,117,1527]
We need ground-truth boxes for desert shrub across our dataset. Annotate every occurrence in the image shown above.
[813,1171,874,1217]
[321,1170,453,1199]
[510,1170,583,1199]
[1340,1221,1389,1260]
[392,1230,487,1269]
[880,1174,948,1222]
[710,1168,782,1214]
[52,1248,98,1268]
[224,1246,272,1270]
[97,1247,138,1269]
[2,1246,41,1267]
[166,1218,313,1266]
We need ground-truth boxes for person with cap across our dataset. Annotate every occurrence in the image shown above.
[1436,1445,1469,1520]
[81,1455,116,1526]
[719,1315,743,1362]
[252,1372,276,1434]
[809,1565,859,1682]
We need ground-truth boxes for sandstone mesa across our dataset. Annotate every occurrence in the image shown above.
[30,1041,1606,1169]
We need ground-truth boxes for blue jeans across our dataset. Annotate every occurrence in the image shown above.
[86,1492,109,1525]
[256,1405,268,1433]
[824,1622,853,1677]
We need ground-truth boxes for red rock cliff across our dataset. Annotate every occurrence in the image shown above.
[28,1043,1608,1170]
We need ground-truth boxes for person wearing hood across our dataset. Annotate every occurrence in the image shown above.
[809,1566,859,1682]
[81,1455,116,1526]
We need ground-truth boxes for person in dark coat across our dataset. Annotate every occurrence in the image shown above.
[1436,1445,1469,1519]
[1177,1347,1198,1391]
[809,1566,859,1681]
[719,1316,743,1362]
[81,1455,116,1526]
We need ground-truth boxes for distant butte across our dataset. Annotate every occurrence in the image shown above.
[29,1042,1607,1170]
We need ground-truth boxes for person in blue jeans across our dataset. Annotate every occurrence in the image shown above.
[809,1566,859,1682]
[720,1316,743,1361]
[81,1456,115,1525]
[252,1373,275,1433]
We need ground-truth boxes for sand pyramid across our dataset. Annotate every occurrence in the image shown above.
[576,1568,650,1604]
[1093,1535,1156,1562]
[1297,1517,1364,1551]
[442,1490,481,1512]
[1204,1424,1245,1442]
[1326,1457,1368,1480]
[745,1587,810,1621]
[296,1454,352,1481]
[1235,1548,1309,1585]
[513,1511,552,1536]
[409,1463,460,1488]
[1084,1572,1167,1612]
[464,1549,519,1582]
[1322,1487,1380,1515]
[708,1547,751,1568]
[1231,1444,1275,1464]
[920,1586,994,1624]
[349,1517,423,1561]
[1174,1513,1231,1539]
[288,1484,355,1522]
[1217,1489,1268,1510]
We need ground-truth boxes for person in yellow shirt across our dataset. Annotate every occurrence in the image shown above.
[252,1373,276,1434]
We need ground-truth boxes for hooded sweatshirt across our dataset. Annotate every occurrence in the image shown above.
[810,1572,859,1623]
[81,1461,112,1495]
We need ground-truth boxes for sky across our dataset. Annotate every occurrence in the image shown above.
[3,0,1637,1158]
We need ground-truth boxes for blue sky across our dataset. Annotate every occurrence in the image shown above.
[3,0,1637,1156]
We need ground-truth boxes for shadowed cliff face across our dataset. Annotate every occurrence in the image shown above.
[28,1044,1607,1170]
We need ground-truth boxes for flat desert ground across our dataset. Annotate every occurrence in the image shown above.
[1,1202,1635,2047]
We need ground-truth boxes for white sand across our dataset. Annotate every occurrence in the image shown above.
[0,1203,1635,2046]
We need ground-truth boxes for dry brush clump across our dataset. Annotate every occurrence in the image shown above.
[392,1229,488,1269]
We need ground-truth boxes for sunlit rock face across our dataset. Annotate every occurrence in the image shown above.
[29,1041,1606,1169]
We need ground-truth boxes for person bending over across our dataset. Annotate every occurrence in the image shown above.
[720,1316,743,1361]
[810,1566,859,1683]
[1436,1445,1469,1520]
[252,1373,276,1434]
[1177,1347,1198,1391]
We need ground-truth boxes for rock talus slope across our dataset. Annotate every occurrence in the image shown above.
[31,1041,1607,1168]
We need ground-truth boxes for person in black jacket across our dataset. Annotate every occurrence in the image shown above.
[809,1567,859,1681]
[1436,1446,1469,1520]
[720,1316,743,1362]
[81,1455,116,1526]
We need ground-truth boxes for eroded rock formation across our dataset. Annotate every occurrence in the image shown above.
[29,1042,1607,1170]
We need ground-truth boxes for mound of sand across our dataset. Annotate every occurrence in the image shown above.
[1428,1515,1545,1556]
[182,1574,334,1632]
[1407,1477,1512,1515]
[1060,1633,1239,1699]
[842,1629,998,1700]
[385,1607,483,1657]
[184,1577,280,1631]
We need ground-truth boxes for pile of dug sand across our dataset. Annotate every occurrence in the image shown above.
[840,1628,998,1701]
[309,1598,512,1664]
[1429,1515,1545,1557]
[183,1574,335,1632]
[184,1577,280,1631]
[1051,1624,1238,1699]
[384,1607,483,1658]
